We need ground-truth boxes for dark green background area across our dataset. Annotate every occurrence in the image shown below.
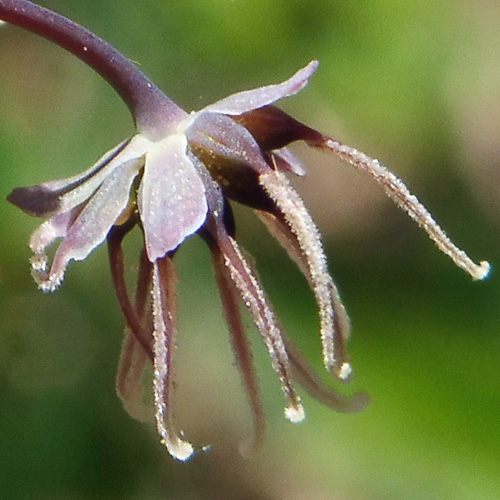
[1,1,499,499]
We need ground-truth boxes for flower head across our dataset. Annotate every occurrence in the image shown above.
[2,0,489,461]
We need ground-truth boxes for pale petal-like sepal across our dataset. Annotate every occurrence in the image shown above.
[187,112,270,173]
[203,60,319,116]
[34,159,141,291]
[8,135,151,217]
[138,135,207,261]
[271,147,307,176]
[29,207,81,254]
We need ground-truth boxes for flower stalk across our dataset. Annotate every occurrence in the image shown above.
[0,0,184,137]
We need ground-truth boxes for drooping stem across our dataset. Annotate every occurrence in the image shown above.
[0,0,185,137]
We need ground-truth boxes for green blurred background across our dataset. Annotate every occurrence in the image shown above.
[1,1,499,499]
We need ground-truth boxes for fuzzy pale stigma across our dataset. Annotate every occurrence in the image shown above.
[259,170,351,380]
[151,260,194,462]
[221,236,305,422]
[320,139,490,281]
[285,404,306,423]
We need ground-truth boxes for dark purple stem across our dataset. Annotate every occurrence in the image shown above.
[0,0,186,137]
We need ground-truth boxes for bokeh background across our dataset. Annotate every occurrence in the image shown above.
[1,1,499,499]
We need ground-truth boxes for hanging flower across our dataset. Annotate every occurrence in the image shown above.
[1,0,489,461]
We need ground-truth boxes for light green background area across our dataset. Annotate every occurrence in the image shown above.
[0,1,499,499]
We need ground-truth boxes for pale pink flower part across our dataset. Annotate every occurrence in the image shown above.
[4,2,489,461]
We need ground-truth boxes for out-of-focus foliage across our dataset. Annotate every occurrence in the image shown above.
[0,1,499,499]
